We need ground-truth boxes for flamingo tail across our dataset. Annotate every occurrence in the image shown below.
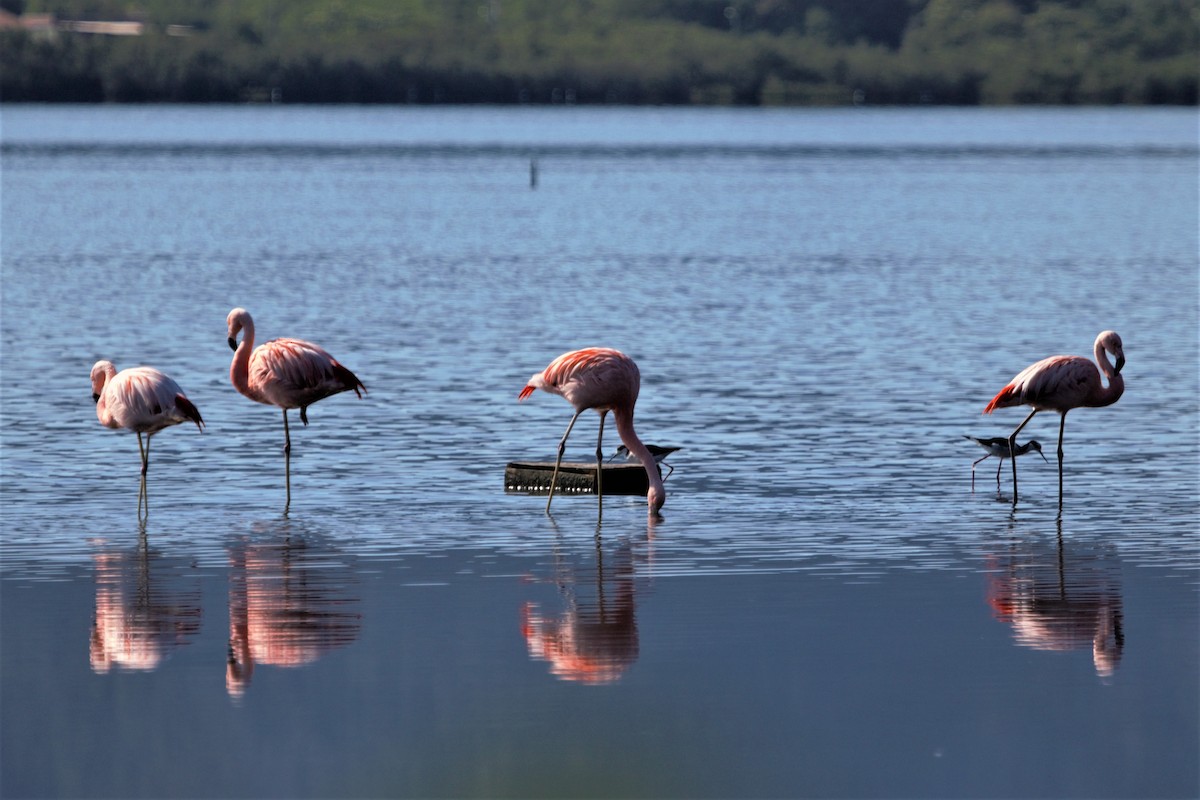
[333,363,366,398]
[984,384,1018,414]
[175,394,205,431]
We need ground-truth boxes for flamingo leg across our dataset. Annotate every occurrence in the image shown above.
[282,409,292,454]
[970,454,990,492]
[284,449,292,515]
[138,473,148,519]
[546,409,583,514]
[142,433,153,476]
[1007,408,1039,503]
[1057,411,1068,508]
[595,411,607,518]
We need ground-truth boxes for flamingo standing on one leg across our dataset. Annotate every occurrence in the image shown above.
[963,435,1047,491]
[984,330,1125,505]
[519,348,665,518]
[90,360,204,490]
[226,307,366,456]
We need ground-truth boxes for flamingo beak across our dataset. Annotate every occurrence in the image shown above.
[227,337,238,352]
[1114,354,1125,374]
[92,393,99,403]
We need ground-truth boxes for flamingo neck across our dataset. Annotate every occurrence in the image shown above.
[614,408,666,514]
[92,363,119,428]
[230,320,255,397]
[1091,341,1125,408]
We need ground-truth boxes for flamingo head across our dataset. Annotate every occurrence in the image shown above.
[227,307,252,351]
[647,484,665,516]
[90,360,116,402]
[1097,330,1124,374]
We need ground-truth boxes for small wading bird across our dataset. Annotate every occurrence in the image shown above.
[984,330,1125,504]
[226,307,365,456]
[963,435,1047,491]
[610,443,680,480]
[519,348,665,517]
[90,360,204,514]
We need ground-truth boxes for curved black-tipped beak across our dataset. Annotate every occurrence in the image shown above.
[228,337,238,352]
[1114,355,1125,374]
[92,393,100,403]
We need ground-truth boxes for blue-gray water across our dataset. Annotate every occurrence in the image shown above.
[2,105,1197,798]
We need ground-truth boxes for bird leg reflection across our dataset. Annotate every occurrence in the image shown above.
[546,409,582,514]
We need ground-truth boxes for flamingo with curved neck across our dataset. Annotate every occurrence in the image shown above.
[984,330,1125,505]
[520,347,665,517]
[90,359,203,517]
[226,307,365,456]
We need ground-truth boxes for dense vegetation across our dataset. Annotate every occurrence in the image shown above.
[2,0,1197,104]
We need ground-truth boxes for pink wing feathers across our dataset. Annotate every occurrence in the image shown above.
[985,355,1096,414]
[99,367,204,433]
[520,348,639,411]
[249,338,365,409]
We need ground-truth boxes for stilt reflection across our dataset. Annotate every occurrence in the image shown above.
[522,527,652,685]
[226,525,362,699]
[90,529,202,673]
[986,523,1125,678]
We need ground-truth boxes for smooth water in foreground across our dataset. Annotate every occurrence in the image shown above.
[2,105,1198,798]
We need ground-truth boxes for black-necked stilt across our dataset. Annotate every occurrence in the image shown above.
[964,435,1048,492]
[609,444,680,479]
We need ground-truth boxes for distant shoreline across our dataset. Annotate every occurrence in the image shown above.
[3,1,1196,107]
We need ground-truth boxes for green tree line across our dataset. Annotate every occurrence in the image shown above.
[2,0,1196,104]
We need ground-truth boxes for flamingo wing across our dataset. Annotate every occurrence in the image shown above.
[105,368,202,433]
[250,338,363,409]
[533,348,639,410]
[985,355,1096,413]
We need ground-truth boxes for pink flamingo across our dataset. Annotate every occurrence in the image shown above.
[90,360,204,475]
[984,330,1125,503]
[519,347,665,517]
[226,307,365,455]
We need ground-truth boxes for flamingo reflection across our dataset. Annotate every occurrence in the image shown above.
[522,533,647,685]
[986,526,1124,678]
[226,531,362,698]
[90,533,202,673]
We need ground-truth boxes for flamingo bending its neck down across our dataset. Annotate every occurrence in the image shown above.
[984,330,1125,504]
[519,347,665,517]
[226,307,365,455]
[91,360,204,475]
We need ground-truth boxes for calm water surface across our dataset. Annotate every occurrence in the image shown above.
[2,105,1198,798]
